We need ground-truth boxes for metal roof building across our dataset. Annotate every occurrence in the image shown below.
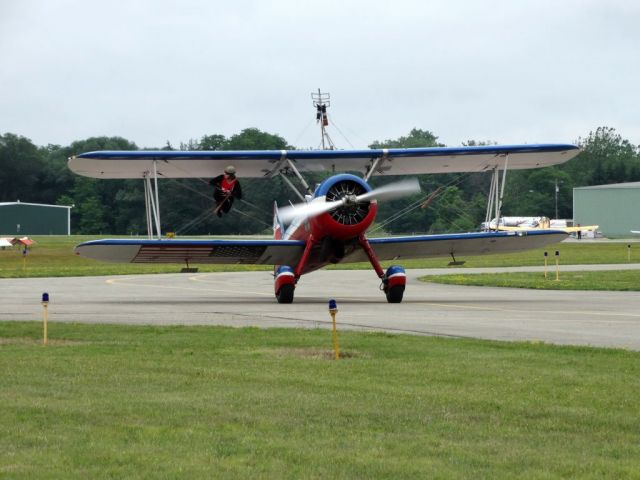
[0,201,72,235]
[573,182,640,237]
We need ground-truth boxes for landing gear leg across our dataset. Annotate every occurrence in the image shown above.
[274,235,316,304]
[358,234,406,303]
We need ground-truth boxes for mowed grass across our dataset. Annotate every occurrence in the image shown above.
[1,235,639,278]
[420,270,640,291]
[0,236,273,278]
[1,322,639,478]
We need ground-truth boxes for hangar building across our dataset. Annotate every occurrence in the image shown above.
[573,182,640,237]
[0,201,72,235]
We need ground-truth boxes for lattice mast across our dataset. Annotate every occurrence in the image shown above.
[311,88,336,150]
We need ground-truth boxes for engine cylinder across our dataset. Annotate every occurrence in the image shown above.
[309,174,377,240]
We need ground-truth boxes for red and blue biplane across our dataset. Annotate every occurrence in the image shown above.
[69,144,580,303]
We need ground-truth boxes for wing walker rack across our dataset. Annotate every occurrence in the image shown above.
[312,89,336,151]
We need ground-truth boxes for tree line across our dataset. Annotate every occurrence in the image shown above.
[0,126,638,235]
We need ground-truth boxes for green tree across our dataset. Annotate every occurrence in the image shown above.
[0,133,44,202]
[430,186,480,233]
[503,168,573,218]
[369,128,444,149]
[59,137,139,234]
[198,134,226,150]
[566,127,639,186]
[226,128,292,150]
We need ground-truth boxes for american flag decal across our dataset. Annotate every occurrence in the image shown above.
[133,244,266,264]
[209,245,263,259]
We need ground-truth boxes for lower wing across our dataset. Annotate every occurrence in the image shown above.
[74,238,305,265]
[75,230,566,266]
[345,230,567,263]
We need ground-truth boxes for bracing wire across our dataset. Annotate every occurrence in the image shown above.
[370,172,475,234]
[291,117,316,148]
[229,206,272,229]
[163,177,271,233]
[175,209,215,236]
[328,115,370,147]
[326,115,356,149]
[164,159,272,217]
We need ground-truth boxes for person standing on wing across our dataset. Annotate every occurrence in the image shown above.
[210,165,242,217]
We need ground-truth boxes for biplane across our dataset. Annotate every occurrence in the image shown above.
[69,144,581,303]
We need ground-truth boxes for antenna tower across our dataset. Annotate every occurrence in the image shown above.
[311,88,336,150]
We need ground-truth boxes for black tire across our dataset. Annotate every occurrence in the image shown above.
[276,283,295,304]
[385,284,405,303]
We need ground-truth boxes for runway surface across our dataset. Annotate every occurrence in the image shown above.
[2,265,640,350]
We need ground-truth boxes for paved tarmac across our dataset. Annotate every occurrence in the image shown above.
[2,264,640,350]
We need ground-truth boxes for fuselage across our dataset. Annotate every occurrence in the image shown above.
[277,174,378,275]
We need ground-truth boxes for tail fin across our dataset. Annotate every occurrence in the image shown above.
[273,201,285,240]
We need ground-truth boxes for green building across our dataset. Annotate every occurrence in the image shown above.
[573,182,640,237]
[0,202,72,235]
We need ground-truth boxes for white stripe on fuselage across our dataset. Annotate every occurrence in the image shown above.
[283,196,326,240]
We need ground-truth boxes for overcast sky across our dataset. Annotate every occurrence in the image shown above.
[1,0,639,150]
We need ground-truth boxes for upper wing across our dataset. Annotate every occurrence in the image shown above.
[68,144,581,179]
[341,230,567,263]
[74,238,305,265]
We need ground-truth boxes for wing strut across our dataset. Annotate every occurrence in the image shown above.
[363,149,389,181]
[484,154,509,230]
[286,159,312,195]
[143,160,162,239]
[275,156,313,201]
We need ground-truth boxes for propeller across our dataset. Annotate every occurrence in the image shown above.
[278,178,420,224]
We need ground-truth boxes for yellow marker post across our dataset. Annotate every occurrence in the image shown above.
[328,299,340,360]
[42,293,49,345]
[628,244,631,262]
[543,251,548,280]
[555,250,560,281]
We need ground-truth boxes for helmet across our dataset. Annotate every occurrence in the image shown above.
[224,165,236,175]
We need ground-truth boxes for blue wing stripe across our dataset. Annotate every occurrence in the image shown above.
[78,239,305,247]
[76,144,579,161]
[368,230,566,244]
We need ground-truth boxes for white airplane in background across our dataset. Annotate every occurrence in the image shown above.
[484,217,599,235]
[69,143,581,304]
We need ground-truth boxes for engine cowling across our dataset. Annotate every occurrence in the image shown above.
[309,174,378,240]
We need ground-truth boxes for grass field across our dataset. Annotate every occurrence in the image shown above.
[1,235,639,278]
[420,270,640,291]
[1,322,639,478]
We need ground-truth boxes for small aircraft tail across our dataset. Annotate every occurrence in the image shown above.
[273,202,285,240]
